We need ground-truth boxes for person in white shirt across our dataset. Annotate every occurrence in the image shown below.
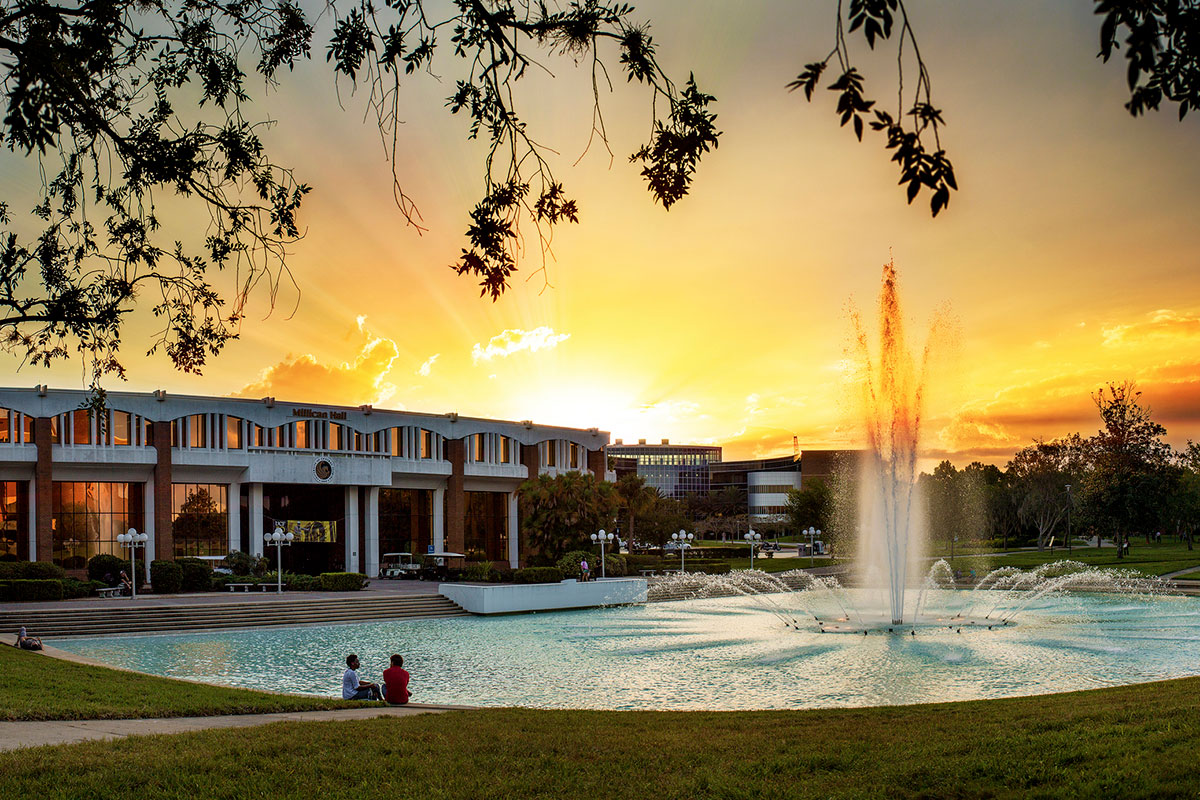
[341,653,382,700]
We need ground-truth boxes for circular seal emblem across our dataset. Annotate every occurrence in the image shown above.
[314,458,333,481]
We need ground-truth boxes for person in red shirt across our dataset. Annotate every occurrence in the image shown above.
[382,653,411,705]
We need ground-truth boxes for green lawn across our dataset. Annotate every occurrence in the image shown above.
[942,540,1200,578]
[4,676,1200,798]
[0,644,360,721]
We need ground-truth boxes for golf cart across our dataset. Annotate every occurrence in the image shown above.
[417,552,467,582]
[379,552,420,580]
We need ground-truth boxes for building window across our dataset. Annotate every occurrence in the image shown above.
[0,481,27,560]
[473,433,486,462]
[329,423,343,451]
[500,436,510,464]
[23,415,33,444]
[464,491,508,561]
[172,483,228,557]
[111,411,131,446]
[545,441,556,468]
[295,420,310,449]
[226,416,242,449]
[51,482,143,570]
[0,410,9,444]
[420,429,432,459]
[570,443,580,468]
[390,427,401,457]
[378,488,433,557]
[187,414,207,448]
[72,409,92,445]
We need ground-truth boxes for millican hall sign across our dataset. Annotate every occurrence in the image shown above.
[291,407,348,420]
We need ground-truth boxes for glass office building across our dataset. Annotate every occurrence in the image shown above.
[606,441,722,499]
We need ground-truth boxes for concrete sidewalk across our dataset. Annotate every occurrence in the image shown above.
[0,704,461,752]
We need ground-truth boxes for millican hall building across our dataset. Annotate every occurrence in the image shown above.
[0,387,611,579]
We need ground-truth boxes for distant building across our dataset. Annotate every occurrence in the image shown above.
[612,438,857,522]
[606,440,722,500]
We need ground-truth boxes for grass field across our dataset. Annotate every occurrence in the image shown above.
[0,644,359,721]
[3,675,1199,798]
[941,540,1200,578]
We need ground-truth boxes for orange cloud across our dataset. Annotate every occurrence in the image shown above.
[1103,310,1200,347]
[233,319,400,406]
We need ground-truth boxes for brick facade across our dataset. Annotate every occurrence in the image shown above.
[33,417,53,563]
[444,438,465,554]
[152,420,173,560]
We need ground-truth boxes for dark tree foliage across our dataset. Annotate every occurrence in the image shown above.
[789,0,1200,217]
[0,0,717,382]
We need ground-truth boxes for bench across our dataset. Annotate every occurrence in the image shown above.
[638,569,658,576]
[226,583,256,592]
[97,586,124,599]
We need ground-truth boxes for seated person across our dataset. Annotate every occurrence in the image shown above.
[382,654,411,705]
[15,626,42,651]
[119,570,133,596]
[342,653,382,701]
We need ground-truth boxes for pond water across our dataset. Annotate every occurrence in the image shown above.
[53,591,1200,710]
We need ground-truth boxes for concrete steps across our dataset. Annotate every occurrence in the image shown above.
[0,594,468,638]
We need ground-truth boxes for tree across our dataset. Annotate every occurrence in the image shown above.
[786,478,832,536]
[517,471,617,562]
[1007,441,1076,551]
[1,0,714,382]
[1078,382,1171,558]
[614,473,656,547]
[4,1,1197,382]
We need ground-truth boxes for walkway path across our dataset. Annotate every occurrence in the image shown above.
[0,704,463,752]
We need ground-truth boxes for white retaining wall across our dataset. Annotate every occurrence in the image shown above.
[440,578,647,615]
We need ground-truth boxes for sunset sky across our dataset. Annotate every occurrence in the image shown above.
[4,0,1198,466]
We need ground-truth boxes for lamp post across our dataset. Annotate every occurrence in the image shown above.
[590,529,615,578]
[263,525,295,593]
[744,529,761,570]
[1065,484,1072,553]
[672,529,693,572]
[116,528,148,599]
[805,526,822,568]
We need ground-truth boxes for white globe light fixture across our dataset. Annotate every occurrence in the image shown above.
[672,529,694,572]
[745,529,762,570]
[117,527,148,599]
[590,529,615,578]
[264,525,291,593]
[805,526,823,568]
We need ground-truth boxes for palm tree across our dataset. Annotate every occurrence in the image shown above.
[616,474,656,549]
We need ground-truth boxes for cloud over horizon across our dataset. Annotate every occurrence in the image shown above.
[472,326,569,363]
[233,318,400,407]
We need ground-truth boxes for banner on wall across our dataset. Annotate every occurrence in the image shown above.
[285,520,338,543]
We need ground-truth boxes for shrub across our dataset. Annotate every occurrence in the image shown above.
[176,557,212,592]
[87,553,128,585]
[0,560,67,580]
[599,553,627,577]
[223,550,270,577]
[0,578,65,602]
[150,559,183,594]
[490,565,514,583]
[556,550,595,580]
[692,561,732,575]
[284,573,321,591]
[462,561,495,582]
[211,574,260,591]
[318,572,368,591]
[513,566,563,584]
[61,578,106,598]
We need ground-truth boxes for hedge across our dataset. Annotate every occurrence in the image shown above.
[62,578,106,599]
[318,572,368,591]
[513,566,563,584]
[0,561,66,580]
[150,560,183,594]
[0,579,65,602]
[176,558,211,593]
[87,554,129,585]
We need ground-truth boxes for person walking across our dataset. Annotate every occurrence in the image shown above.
[580,558,590,582]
